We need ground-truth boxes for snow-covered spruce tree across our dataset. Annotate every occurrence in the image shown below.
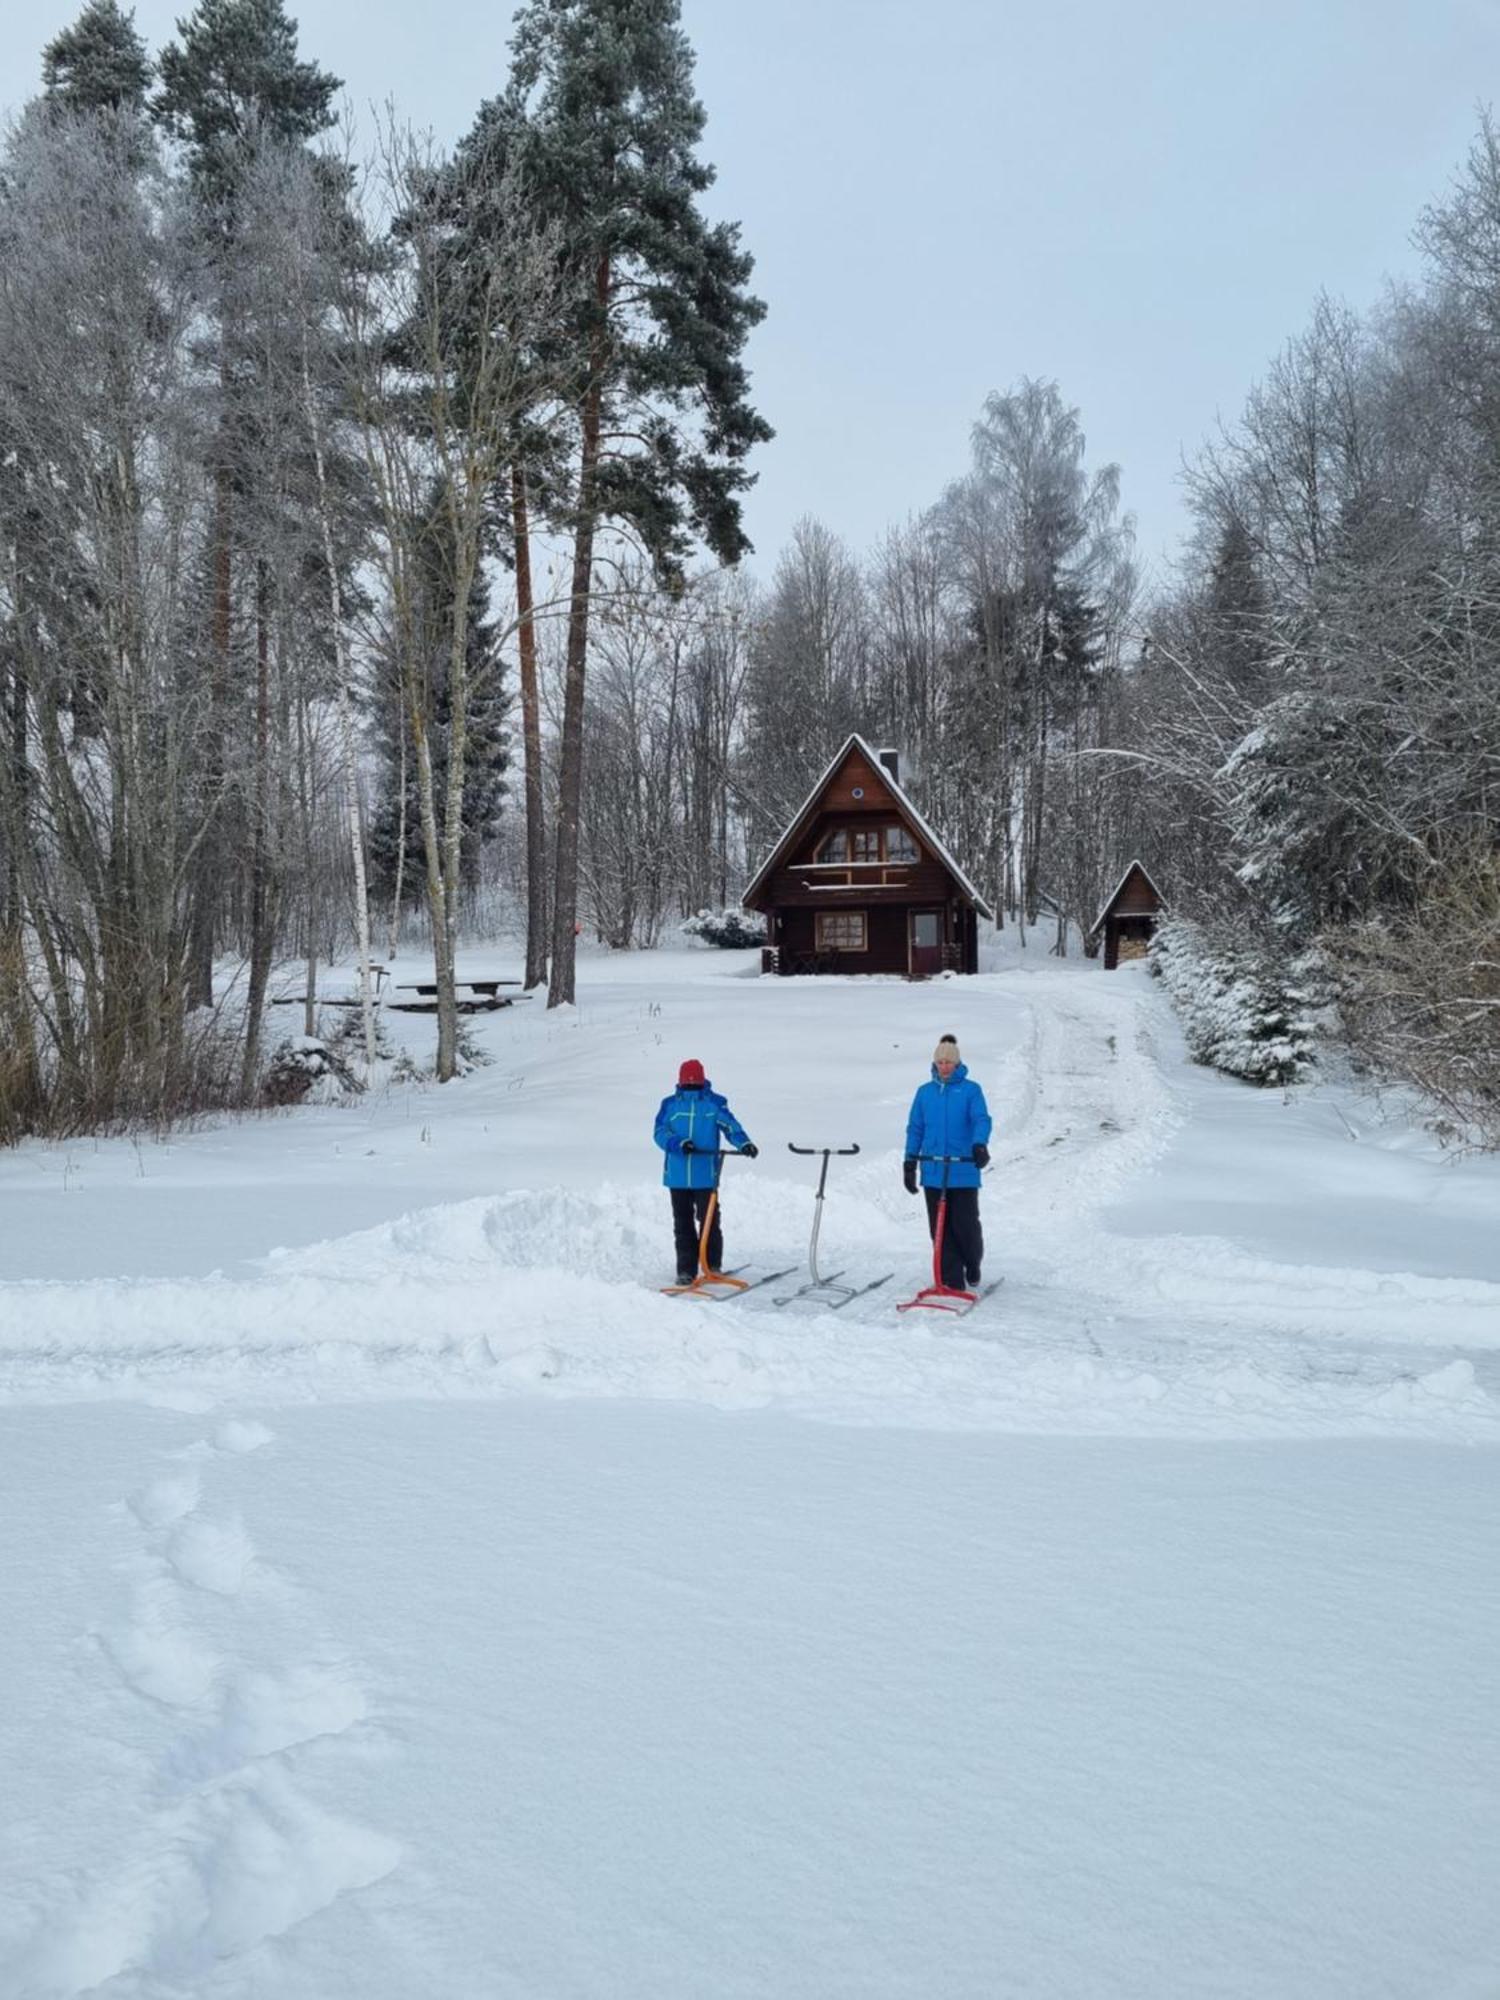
[502,0,771,1008]
[1152,917,1316,1088]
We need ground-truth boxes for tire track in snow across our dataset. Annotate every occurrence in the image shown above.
[12,1417,397,1997]
[975,967,1500,1383]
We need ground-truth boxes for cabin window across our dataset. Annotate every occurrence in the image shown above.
[886,824,918,862]
[817,829,848,862]
[817,911,867,952]
[850,827,881,863]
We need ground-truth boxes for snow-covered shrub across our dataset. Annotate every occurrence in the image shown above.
[1151,916,1317,1087]
[455,1021,494,1071]
[261,1036,360,1107]
[681,907,766,949]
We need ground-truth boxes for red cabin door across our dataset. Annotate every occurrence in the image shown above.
[908,909,943,977]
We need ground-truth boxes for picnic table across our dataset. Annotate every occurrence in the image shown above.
[389,976,526,1014]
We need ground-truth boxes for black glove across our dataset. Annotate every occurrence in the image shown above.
[973,1144,990,1169]
[740,1142,759,1159]
[680,1138,697,1154]
[903,1158,919,1196]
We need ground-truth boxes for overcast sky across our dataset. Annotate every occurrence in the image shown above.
[5,0,1498,590]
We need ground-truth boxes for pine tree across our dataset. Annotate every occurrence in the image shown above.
[151,0,340,1010]
[41,0,151,114]
[399,98,565,993]
[502,0,771,1006]
[154,0,339,197]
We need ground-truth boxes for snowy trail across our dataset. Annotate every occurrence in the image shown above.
[0,957,1496,1441]
[5,1414,396,1995]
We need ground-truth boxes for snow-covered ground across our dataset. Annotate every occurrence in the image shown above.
[2,942,1497,1996]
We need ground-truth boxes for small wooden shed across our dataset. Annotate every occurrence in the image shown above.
[1090,861,1167,968]
[742,736,991,976]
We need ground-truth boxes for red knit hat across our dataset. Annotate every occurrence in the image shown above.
[678,1058,706,1087]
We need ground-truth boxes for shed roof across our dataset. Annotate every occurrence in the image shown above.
[1088,860,1167,938]
[742,735,993,919]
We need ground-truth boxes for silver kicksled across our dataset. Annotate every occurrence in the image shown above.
[774,1143,893,1310]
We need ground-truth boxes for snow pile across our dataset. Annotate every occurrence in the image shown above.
[1152,915,1317,1086]
[1,1181,1497,1443]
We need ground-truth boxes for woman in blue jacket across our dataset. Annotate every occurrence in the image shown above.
[654,1059,758,1282]
[903,1034,991,1288]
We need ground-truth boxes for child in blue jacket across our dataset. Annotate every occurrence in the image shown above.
[654,1059,758,1282]
[903,1034,991,1288]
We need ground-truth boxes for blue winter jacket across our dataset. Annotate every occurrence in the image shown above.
[654,1082,752,1189]
[904,1062,992,1189]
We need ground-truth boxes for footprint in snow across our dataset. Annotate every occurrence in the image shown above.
[167,1514,256,1597]
[214,1417,275,1454]
[217,1660,369,1764]
[11,1763,399,1994]
[99,1576,219,1709]
[128,1470,200,1528]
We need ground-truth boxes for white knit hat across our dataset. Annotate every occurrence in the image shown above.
[932,1034,961,1065]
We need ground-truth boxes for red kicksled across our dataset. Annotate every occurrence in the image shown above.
[897,1152,987,1317]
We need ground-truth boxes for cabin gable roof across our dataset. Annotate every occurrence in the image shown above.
[742,735,992,918]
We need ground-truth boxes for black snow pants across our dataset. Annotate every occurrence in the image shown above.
[670,1186,723,1276]
[923,1186,983,1288]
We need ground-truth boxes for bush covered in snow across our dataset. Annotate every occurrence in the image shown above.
[1151,917,1318,1088]
[262,1036,361,1107]
[680,907,766,949]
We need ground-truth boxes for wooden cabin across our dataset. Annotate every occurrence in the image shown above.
[1090,861,1167,968]
[742,737,991,977]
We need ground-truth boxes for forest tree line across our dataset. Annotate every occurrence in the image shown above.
[2,0,1496,1141]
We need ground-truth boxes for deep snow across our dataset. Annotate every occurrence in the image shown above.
[1,942,1497,1997]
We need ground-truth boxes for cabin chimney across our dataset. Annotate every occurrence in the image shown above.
[877,746,900,785]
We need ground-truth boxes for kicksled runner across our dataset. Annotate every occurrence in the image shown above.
[773,1143,892,1310]
[897,1152,1001,1318]
[661,1148,795,1303]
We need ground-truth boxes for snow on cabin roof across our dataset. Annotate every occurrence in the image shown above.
[742,734,993,918]
[1088,860,1167,938]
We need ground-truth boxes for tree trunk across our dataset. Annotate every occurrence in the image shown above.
[302,335,376,1070]
[435,508,481,1077]
[512,464,548,990]
[387,712,407,960]
[189,449,233,1011]
[547,254,610,1011]
[240,559,275,1096]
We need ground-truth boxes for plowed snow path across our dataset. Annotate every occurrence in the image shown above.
[0,961,1495,1441]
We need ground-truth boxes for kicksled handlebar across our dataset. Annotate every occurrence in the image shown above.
[788,1143,860,1158]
